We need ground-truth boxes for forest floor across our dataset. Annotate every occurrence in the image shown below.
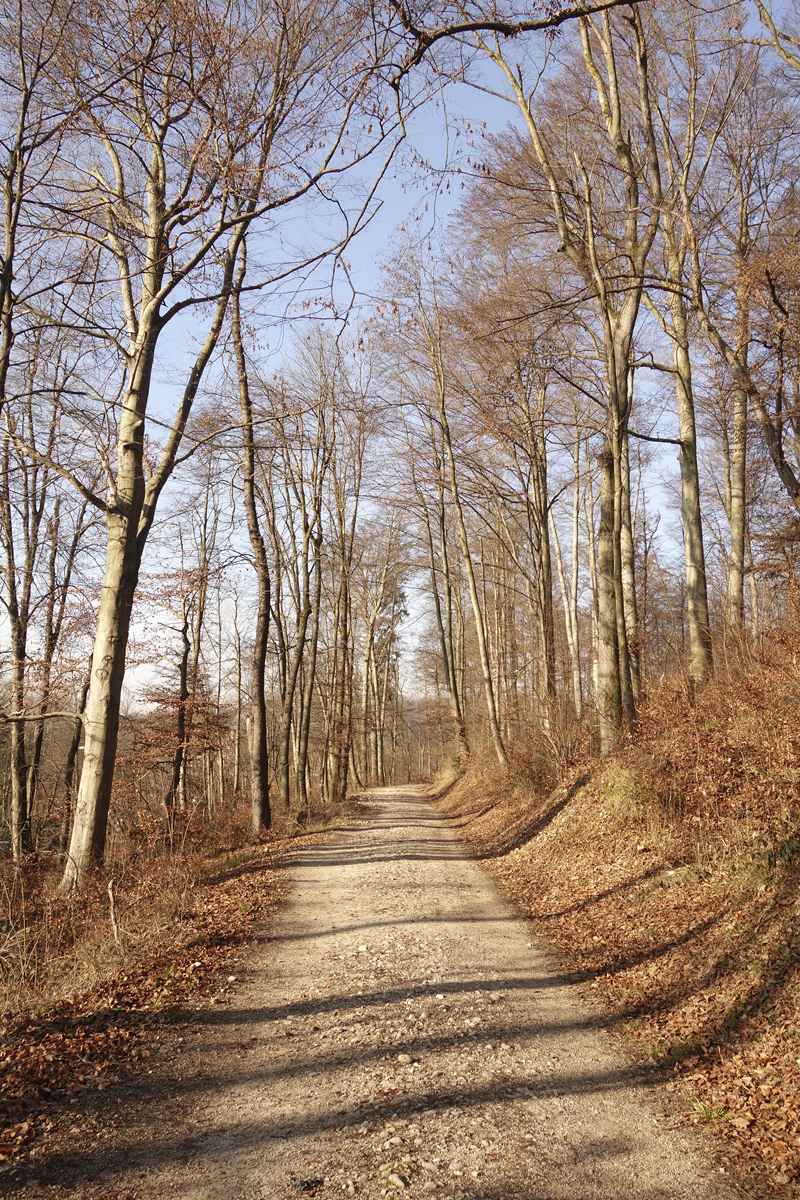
[1,786,739,1200]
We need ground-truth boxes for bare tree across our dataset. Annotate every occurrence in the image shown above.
[686,7,800,531]
[639,0,747,679]
[231,248,272,834]
[388,261,508,767]
[30,0,406,889]
[470,6,661,749]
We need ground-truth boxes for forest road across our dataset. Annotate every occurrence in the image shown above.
[109,786,737,1200]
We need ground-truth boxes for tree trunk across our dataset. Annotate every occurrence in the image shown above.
[620,425,640,700]
[377,596,397,785]
[597,448,621,755]
[368,643,380,782]
[233,617,242,795]
[360,630,373,783]
[9,649,30,859]
[61,508,143,890]
[277,599,312,812]
[60,213,242,892]
[232,269,271,834]
[60,667,91,853]
[549,508,582,720]
[436,397,507,768]
[585,443,601,716]
[728,372,747,632]
[327,575,348,805]
[168,601,191,820]
[422,502,469,762]
[668,277,713,683]
[296,538,322,810]
[570,430,583,717]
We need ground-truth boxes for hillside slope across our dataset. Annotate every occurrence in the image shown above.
[435,653,800,1196]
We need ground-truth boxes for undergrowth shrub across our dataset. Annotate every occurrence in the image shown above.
[624,628,800,868]
[0,794,257,1017]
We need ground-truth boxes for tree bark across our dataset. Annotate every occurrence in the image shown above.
[232,270,271,835]
[597,448,621,754]
[421,497,469,761]
[620,424,640,699]
[60,670,91,854]
[479,7,661,748]
[672,310,713,680]
[427,363,506,767]
[296,537,322,810]
[728,366,748,632]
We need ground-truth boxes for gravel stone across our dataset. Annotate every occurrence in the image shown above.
[42,786,739,1200]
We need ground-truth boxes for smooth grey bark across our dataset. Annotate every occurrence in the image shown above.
[370,636,382,782]
[55,0,404,889]
[181,483,218,814]
[415,298,507,767]
[266,421,325,814]
[643,1,721,685]
[61,214,254,892]
[549,500,582,719]
[522,383,556,710]
[377,595,397,784]
[495,366,557,719]
[0,399,56,857]
[358,553,391,783]
[232,268,271,834]
[233,611,243,796]
[439,400,507,767]
[165,587,191,823]
[728,285,749,631]
[405,396,468,761]
[276,596,312,811]
[611,359,636,736]
[430,431,469,754]
[569,429,584,716]
[584,444,601,709]
[620,423,640,700]
[421,496,469,761]
[360,626,374,783]
[28,495,91,817]
[327,573,350,805]
[480,8,661,751]
[60,669,91,853]
[671,310,713,678]
[327,410,364,805]
[598,448,621,743]
[295,536,322,810]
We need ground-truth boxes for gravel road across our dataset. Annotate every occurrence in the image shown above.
[108,786,737,1200]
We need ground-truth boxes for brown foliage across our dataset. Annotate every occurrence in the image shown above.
[0,810,296,1167]
[435,635,800,1195]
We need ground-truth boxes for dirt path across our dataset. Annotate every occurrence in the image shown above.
[54,787,738,1199]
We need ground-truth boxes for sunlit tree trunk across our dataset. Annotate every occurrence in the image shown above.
[420,493,469,762]
[728,307,748,632]
[419,314,507,766]
[597,447,621,751]
[673,312,713,680]
[480,8,660,752]
[620,424,640,700]
[296,539,322,809]
[232,264,271,834]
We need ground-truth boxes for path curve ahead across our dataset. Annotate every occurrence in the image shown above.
[120,786,736,1200]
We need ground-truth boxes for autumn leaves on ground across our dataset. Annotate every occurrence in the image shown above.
[1,634,799,1198]
[440,633,800,1197]
[0,817,296,1175]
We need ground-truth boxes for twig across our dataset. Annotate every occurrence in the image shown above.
[108,878,121,946]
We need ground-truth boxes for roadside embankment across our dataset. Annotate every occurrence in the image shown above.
[433,661,800,1196]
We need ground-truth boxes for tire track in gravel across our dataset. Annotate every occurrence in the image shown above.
[101,786,738,1200]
